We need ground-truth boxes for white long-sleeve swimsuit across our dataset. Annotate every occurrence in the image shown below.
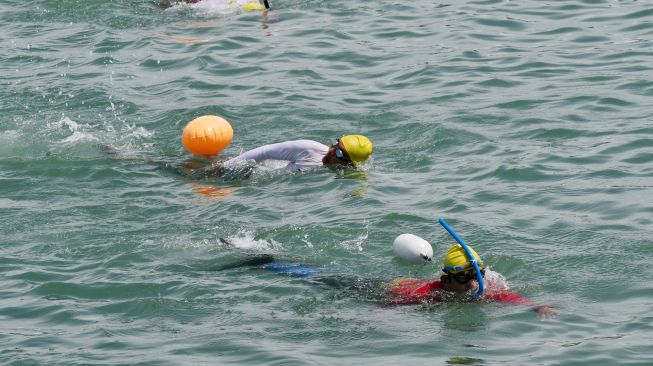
[223,140,329,172]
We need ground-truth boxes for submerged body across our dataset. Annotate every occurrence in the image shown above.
[197,135,372,175]
[214,255,556,317]
[382,277,535,307]
[223,140,329,172]
[161,0,267,11]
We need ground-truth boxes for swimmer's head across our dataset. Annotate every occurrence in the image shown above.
[339,135,373,167]
[241,1,264,11]
[442,244,484,274]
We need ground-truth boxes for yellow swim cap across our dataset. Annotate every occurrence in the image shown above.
[340,135,373,167]
[442,244,484,273]
[241,2,265,11]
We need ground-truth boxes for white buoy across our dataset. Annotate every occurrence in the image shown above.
[393,234,433,263]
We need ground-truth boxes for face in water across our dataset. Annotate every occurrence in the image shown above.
[322,139,352,166]
[443,269,484,294]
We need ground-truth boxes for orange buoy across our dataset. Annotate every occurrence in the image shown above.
[181,115,233,156]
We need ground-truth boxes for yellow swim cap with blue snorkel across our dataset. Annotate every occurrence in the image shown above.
[442,244,484,273]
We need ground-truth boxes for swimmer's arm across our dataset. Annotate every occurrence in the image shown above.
[532,305,557,318]
[383,280,443,306]
[488,292,557,318]
[222,144,275,167]
[224,141,311,166]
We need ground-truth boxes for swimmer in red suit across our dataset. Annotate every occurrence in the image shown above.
[381,243,556,317]
[214,243,557,318]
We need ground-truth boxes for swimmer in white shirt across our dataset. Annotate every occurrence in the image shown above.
[162,0,270,10]
[222,135,373,172]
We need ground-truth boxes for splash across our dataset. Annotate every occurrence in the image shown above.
[340,227,369,253]
[222,230,282,252]
[484,269,510,292]
[0,130,22,155]
[43,114,154,157]
[51,116,99,144]
[157,230,280,253]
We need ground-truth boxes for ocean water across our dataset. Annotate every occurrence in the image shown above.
[1,0,652,364]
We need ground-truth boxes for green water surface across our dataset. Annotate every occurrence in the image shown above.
[1,0,652,365]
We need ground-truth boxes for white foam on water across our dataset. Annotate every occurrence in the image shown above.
[0,130,21,142]
[55,116,100,144]
[484,269,510,292]
[38,112,156,158]
[340,227,369,253]
[300,234,314,249]
[0,198,41,209]
[41,115,100,155]
[224,230,282,252]
[46,115,98,145]
[0,130,23,155]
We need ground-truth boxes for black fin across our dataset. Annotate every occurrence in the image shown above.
[209,254,275,271]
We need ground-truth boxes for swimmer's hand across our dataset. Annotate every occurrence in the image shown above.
[533,305,557,319]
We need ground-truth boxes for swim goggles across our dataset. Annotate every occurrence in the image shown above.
[330,138,349,162]
[450,269,486,285]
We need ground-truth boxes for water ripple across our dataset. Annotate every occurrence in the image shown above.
[2,0,653,364]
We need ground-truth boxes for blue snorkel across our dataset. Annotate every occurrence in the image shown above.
[439,218,484,298]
